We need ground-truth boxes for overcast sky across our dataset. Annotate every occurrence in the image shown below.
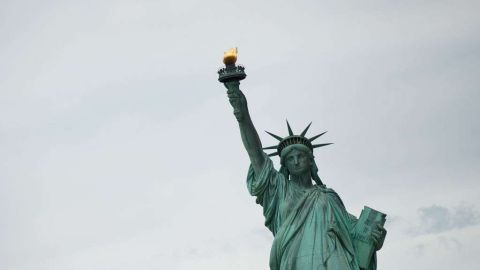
[1,0,479,269]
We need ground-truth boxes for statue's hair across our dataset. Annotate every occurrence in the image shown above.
[279,145,325,187]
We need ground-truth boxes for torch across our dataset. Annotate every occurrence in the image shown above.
[217,48,246,83]
[218,48,247,121]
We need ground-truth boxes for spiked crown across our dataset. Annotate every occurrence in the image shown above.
[263,121,332,157]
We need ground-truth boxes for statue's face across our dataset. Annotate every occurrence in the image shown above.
[285,148,312,176]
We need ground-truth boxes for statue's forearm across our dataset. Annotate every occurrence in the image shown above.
[238,112,265,173]
[225,81,265,173]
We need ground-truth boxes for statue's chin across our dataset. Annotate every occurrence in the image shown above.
[290,164,310,173]
[289,170,310,177]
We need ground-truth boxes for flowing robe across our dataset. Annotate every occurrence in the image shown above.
[247,156,374,270]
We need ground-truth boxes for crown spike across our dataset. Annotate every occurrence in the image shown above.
[312,143,333,148]
[309,131,327,142]
[268,152,279,157]
[262,145,278,150]
[286,120,294,136]
[300,122,312,137]
[265,131,283,141]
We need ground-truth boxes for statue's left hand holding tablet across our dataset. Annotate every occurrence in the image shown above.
[371,223,387,251]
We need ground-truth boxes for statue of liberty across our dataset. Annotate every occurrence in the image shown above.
[218,48,387,270]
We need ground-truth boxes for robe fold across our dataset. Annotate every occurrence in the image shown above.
[247,155,376,270]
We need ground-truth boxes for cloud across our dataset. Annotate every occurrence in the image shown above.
[408,203,480,235]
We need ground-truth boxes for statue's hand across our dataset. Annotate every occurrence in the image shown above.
[225,81,248,122]
[371,224,387,251]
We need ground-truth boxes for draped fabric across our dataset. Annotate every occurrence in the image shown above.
[247,155,372,270]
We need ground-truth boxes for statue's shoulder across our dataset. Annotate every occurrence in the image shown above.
[315,185,337,194]
[317,186,346,208]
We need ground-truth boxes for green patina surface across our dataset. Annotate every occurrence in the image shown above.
[220,59,386,270]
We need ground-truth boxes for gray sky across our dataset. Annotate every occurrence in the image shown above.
[1,0,479,269]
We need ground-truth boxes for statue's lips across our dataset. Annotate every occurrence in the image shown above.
[290,164,310,173]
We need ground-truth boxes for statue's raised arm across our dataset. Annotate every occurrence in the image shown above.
[218,48,265,174]
[224,81,265,174]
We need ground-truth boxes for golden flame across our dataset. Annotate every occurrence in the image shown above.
[223,47,238,65]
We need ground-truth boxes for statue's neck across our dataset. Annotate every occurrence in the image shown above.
[290,173,313,188]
